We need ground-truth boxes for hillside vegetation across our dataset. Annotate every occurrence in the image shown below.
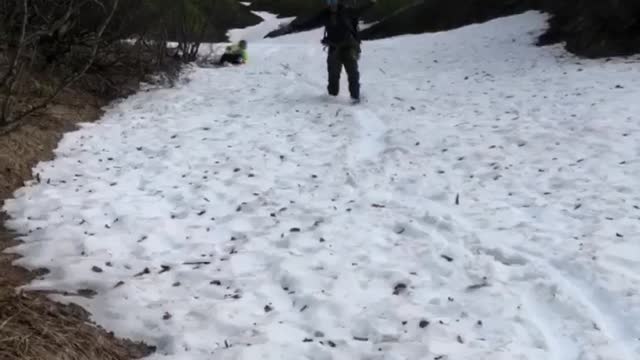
[253,0,640,58]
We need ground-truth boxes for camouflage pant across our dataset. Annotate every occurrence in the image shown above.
[327,46,360,99]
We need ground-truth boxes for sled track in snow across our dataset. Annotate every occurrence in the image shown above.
[486,245,639,360]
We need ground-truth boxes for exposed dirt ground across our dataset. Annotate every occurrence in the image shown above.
[0,70,163,360]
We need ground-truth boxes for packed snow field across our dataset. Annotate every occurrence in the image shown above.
[4,11,640,360]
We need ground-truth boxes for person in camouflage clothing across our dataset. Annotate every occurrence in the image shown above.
[267,0,376,102]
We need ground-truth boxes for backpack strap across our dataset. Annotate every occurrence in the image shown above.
[340,10,360,43]
[322,9,360,48]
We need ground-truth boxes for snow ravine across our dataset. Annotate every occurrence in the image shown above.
[4,12,640,360]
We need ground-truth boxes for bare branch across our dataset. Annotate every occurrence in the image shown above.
[0,0,28,88]
[0,0,30,125]
[1,61,26,126]
[23,0,81,46]
[2,0,120,130]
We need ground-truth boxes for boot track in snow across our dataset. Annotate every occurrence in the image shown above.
[4,11,640,360]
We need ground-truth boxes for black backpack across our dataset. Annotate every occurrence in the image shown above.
[322,9,360,47]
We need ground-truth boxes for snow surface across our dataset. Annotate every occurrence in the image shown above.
[4,11,640,360]
[227,11,295,43]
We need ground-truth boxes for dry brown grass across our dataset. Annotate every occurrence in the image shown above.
[0,48,179,359]
[0,90,104,200]
[0,96,155,359]
[0,96,154,359]
[0,289,154,360]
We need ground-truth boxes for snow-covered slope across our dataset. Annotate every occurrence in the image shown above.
[227,11,294,43]
[5,11,640,360]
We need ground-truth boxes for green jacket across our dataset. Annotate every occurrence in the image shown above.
[225,44,248,62]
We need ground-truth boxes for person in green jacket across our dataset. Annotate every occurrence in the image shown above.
[218,40,248,65]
